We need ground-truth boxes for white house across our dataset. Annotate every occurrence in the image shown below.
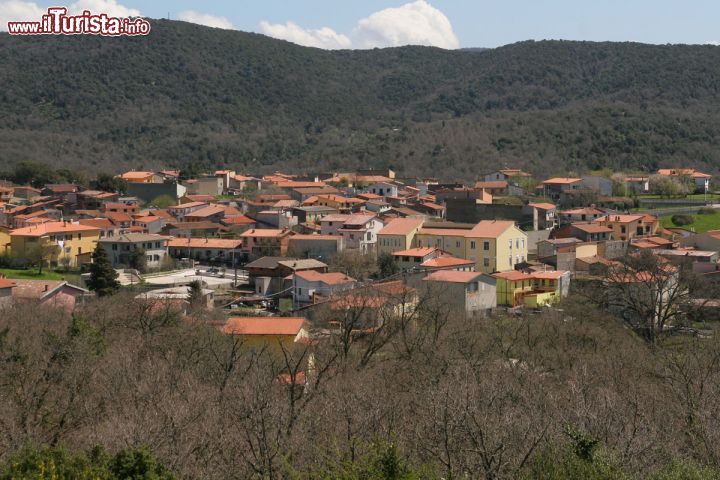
[292,270,356,305]
[99,233,169,269]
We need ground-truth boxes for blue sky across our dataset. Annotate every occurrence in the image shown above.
[3,0,720,48]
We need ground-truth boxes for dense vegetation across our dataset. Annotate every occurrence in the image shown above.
[4,292,720,478]
[2,21,720,179]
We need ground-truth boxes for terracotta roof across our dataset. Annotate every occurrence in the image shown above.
[0,278,17,289]
[11,280,87,299]
[10,221,99,237]
[378,218,425,236]
[120,171,155,180]
[294,270,355,285]
[222,317,305,336]
[418,220,515,239]
[288,234,340,241]
[168,201,207,210]
[105,212,133,224]
[167,238,242,249]
[392,247,437,257]
[528,202,556,210]
[595,214,644,224]
[185,206,225,218]
[78,218,114,229]
[240,228,292,238]
[421,256,475,268]
[541,177,582,185]
[561,207,606,216]
[572,223,613,234]
[423,270,486,283]
[658,168,711,178]
[222,215,255,225]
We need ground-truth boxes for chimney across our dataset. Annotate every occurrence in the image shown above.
[44,284,49,292]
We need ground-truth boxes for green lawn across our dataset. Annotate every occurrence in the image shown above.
[660,212,720,233]
[0,268,81,282]
[638,193,720,200]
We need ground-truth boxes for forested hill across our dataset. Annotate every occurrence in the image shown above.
[2,19,720,180]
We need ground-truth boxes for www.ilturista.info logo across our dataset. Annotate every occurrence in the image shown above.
[7,7,151,36]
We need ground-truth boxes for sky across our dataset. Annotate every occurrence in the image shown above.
[2,0,720,48]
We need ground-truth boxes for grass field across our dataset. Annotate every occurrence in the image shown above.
[660,212,720,233]
[0,268,81,283]
[638,193,720,201]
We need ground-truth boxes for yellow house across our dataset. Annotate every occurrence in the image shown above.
[414,220,528,273]
[492,270,569,307]
[10,221,101,268]
[221,316,309,354]
[0,226,11,254]
[377,217,425,256]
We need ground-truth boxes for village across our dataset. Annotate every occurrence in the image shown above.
[0,166,718,346]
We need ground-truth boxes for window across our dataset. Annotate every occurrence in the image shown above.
[146,255,152,262]
[521,239,525,249]
[516,239,520,249]
[456,240,461,248]
[483,257,490,267]
[508,239,513,249]
[483,241,490,251]
[78,233,82,240]
[470,241,476,249]
[509,256,512,266]
[112,244,118,251]
[621,226,626,233]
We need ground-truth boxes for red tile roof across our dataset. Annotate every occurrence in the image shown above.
[10,222,99,237]
[423,270,485,283]
[222,317,305,336]
[294,271,355,285]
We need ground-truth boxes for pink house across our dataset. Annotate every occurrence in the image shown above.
[11,280,89,312]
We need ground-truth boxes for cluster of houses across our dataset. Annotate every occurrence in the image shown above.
[0,165,718,350]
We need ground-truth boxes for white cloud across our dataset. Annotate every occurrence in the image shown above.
[0,0,45,30]
[177,10,233,30]
[259,20,351,49]
[258,0,459,50]
[69,0,140,17]
[354,0,459,49]
[705,41,720,46]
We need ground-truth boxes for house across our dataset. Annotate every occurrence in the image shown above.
[0,278,16,309]
[245,257,327,296]
[161,221,228,238]
[580,176,613,196]
[559,207,607,224]
[167,202,208,221]
[594,214,658,241]
[315,195,365,213]
[367,182,399,198]
[103,202,140,215]
[570,223,613,242]
[292,270,356,305]
[540,177,583,200]
[184,176,223,196]
[422,270,497,316]
[119,171,161,183]
[414,220,528,274]
[287,234,343,258]
[99,233,169,269]
[12,186,42,202]
[167,238,243,265]
[623,176,650,194]
[392,247,442,272]
[185,205,226,223]
[657,168,711,192]
[527,202,557,230]
[229,174,258,191]
[10,221,100,268]
[376,218,425,256]
[137,285,214,311]
[493,270,571,308]
[483,169,532,185]
[240,228,294,257]
[221,317,309,353]
[680,230,720,251]
[336,214,383,254]
[474,181,509,196]
[11,280,89,312]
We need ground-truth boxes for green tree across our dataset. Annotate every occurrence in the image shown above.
[376,251,399,279]
[150,195,176,208]
[187,280,205,313]
[25,241,58,275]
[87,245,120,297]
[128,248,148,273]
[93,173,127,194]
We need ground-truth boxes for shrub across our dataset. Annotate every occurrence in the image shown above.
[671,214,694,226]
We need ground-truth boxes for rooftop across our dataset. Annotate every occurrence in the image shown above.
[222,317,306,336]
